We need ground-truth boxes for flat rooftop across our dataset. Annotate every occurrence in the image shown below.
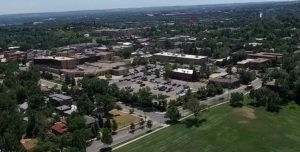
[154,52,207,60]
[173,68,193,74]
[238,58,269,65]
[35,56,74,61]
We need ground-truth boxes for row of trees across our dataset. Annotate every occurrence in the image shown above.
[195,82,224,100]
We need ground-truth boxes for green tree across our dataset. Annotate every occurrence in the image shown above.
[96,94,116,115]
[139,118,145,129]
[77,94,95,115]
[61,83,69,93]
[104,119,112,131]
[146,120,153,131]
[187,98,206,120]
[230,92,244,107]
[165,105,181,123]
[239,69,255,84]
[101,128,113,147]
[68,114,86,131]
[137,87,153,108]
[16,86,27,104]
[112,119,118,133]
[163,63,172,80]
[130,123,136,133]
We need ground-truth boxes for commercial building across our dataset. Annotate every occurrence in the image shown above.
[60,61,129,77]
[171,68,195,81]
[248,52,283,62]
[209,75,240,88]
[71,52,114,64]
[153,52,208,65]
[33,56,77,69]
[0,51,27,62]
[237,58,271,70]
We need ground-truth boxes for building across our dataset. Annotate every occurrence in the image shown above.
[56,105,71,116]
[51,122,69,135]
[264,79,279,91]
[84,115,97,128]
[20,138,38,151]
[209,75,240,88]
[248,52,283,62]
[33,56,77,69]
[72,52,114,64]
[49,94,72,107]
[2,51,27,61]
[60,61,129,77]
[171,68,195,81]
[237,58,271,70]
[153,52,208,65]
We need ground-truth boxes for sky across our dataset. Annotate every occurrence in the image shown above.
[0,0,293,15]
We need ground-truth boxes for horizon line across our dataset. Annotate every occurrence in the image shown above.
[0,0,296,17]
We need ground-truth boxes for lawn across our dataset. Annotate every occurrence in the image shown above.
[114,103,300,152]
[110,110,141,130]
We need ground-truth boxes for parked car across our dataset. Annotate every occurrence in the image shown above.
[140,83,145,87]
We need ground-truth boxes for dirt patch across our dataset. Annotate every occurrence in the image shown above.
[109,109,141,129]
[235,107,256,120]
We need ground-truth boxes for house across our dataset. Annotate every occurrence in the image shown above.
[63,105,77,116]
[84,115,97,128]
[51,122,69,135]
[264,79,279,91]
[209,75,240,88]
[55,105,71,116]
[20,138,38,151]
[49,94,72,107]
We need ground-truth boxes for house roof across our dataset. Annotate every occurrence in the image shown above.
[20,138,38,151]
[49,94,72,102]
[84,115,96,126]
[56,105,71,111]
[51,122,68,134]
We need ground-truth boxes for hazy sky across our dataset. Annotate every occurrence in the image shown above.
[0,0,292,15]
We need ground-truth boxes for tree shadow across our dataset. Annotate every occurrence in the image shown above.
[183,118,207,128]
[166,120,180,125]
[99,147,112,152]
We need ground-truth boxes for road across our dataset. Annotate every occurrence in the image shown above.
[86,78,262,152]
[201,78,262,106]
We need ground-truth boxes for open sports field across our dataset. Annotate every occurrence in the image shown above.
[114,103,300,152]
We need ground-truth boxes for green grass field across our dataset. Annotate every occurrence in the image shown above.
[114,103,300,152]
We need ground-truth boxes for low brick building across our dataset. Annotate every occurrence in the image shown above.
[209,75,240,88]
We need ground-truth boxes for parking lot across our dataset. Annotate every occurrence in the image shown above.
[111,65,206,101]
